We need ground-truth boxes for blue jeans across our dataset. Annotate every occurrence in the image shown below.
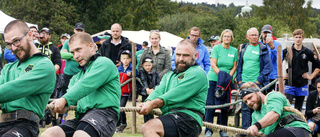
[308,119,319,135]
[239,82,262,129]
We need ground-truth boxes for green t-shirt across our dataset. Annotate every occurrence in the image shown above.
[207,44,238,81]
[63,56,121,118]
[61,39,81,75]
[252,92,310,135]
[136,49,144,70]
[0,54,56,119]
[146,65,209,127]
[242,44,260,82]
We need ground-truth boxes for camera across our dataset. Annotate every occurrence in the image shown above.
[267,33,272,39]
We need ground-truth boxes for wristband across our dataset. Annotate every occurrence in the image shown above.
[254,122,262,130]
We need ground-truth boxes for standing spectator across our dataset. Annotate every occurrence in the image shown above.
[1,19,56,137]
[283,29,320,111]
[99,23,132,67]
[4,47,17,63]
[29,26,39,44]
[306,78,320,137]
[57,33,70,51]
[171,27,211,74]
[236,27,272,131]
[116,50,137,133]
[208,35,221,48]
[36,27,61,72]
[139,56,160,123]
[138,31,171,79]
[260,25,282,94]
[139,39,208,137]
[205,29,238,137]
[136,41,148,70]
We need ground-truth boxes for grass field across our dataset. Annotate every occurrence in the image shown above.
[39,100,240,137]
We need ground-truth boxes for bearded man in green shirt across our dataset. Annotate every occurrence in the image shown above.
[240,82,310,137]
[42,32,121,137]
[139,39,208,137]
[1,20,56,136]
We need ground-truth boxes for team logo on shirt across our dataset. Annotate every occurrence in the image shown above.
[252,51,259,54]
[301,54,306,59]
[178,73,185,80]
[228,54,234,57]
[25,65,34,72]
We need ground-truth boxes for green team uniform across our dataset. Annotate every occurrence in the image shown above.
[208,44,238,81]
[0,53,56,119]
[62,55,121,118]
[242,44,260,82]
[252,92,310,135]
[61,39,81,75]
[146,65,208,126]
[136,49,144,70]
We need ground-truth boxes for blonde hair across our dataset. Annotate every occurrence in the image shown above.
[220,29,234,41]
[149,31,161,39]
[239,82,260,90]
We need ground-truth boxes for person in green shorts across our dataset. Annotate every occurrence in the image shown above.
[41,32,121,137]
[239,82,311,137]
[139,39,208,137]
[0,20,56,136]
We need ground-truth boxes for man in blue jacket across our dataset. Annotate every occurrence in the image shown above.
[260,24,282,94]
[236,27,272,132]
[171,27,211,74]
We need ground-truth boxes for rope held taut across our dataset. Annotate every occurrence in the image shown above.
[203,122,264,136]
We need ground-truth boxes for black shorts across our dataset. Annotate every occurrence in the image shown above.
[0,119,39,137]
[158,112,201,137]
[59,108,118,137]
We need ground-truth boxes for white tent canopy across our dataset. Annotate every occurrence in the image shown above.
[0,10,38,34]
[92,30,184,54]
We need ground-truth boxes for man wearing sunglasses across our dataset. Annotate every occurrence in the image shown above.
[0,20,56,136]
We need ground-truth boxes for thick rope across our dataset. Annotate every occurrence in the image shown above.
[260,78,278,92]
[203,122,264,136]
[205,99,242,109]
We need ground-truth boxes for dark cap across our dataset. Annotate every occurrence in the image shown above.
[261,25,273,33]
[208,35,220,42]
[239,87,260,99]
[142,57,153,64]
[143,41,148,46]
[40,27,50,34]
[74,22,85,31]
[121,50,132,58]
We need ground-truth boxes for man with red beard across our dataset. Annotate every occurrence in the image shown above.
[139,39,208,137]
[0,20,56,136]
[239,82,310,137]
[36,27,61,72]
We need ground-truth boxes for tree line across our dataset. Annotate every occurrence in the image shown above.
[0,0,319,47]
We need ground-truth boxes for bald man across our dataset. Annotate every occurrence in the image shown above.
[139,39,208,137]
[0,20,56,136]
[99,23,132,67]
[41,32,121,137]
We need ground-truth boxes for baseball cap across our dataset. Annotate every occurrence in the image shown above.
[143,41,148,46]
[208,35,220,42]
[29,26,38,30]
[239,87,260,99]
[40,27,50,34]
[261,25,273,33]
[61,33,70,39]
[74,22,85,31]
[142,57,153,64]
[97,35,110,40]
[121,50,132,58]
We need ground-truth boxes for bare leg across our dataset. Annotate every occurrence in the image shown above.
[141,118,164,137]
[41,126,66,137]
[73,130,91,137]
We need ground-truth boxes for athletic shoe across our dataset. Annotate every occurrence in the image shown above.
[205,130,212,137]
[219,130,229,137]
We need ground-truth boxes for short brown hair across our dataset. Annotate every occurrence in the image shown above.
[293,29,304,37]
[4,20,29,34]
[189,26,200,34]
[69,32,94,46]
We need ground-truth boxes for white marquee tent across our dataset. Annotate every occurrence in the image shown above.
[0,10,38,34]
[92,30,184,54]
